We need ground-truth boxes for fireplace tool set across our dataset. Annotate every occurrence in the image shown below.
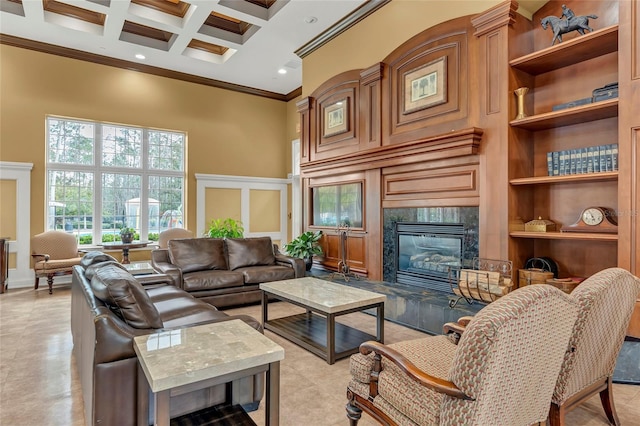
[329,224,360,282]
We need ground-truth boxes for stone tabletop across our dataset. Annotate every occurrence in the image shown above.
[260,277,386,314]
[133,319,284,393]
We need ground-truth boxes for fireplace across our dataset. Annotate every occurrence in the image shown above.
[396,222,464,292]
[383,207,479,293]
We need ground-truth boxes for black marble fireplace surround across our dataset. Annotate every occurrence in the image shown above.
[383,207,479,293]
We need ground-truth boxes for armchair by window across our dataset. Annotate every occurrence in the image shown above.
[157,228,193,249]
[346,285,579,426]
[31,231,82,294]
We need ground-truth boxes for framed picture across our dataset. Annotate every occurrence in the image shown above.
[323,99,348,137]
[403,56,447,114]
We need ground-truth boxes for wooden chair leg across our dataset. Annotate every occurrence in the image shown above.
[548,402,565,426]
[599,376,620,426]
[34,276,39,290]
[47,274,54,294]
[346,389,362,426]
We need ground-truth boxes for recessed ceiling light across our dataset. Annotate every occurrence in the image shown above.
[304,16,318,24]
[135,54,146,60]
[278,68,287,74]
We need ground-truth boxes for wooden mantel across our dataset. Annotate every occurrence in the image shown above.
[300,127,483,177]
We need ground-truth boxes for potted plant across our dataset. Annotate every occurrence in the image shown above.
[284,230,323,271]
[120,227,136,243]
[205,218,244,238]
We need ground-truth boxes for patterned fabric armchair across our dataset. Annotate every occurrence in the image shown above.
[549,268,640,425]
[31,230,82,294]
[346,285,579,426]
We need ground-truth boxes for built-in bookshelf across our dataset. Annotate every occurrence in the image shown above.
[507,16,620,283]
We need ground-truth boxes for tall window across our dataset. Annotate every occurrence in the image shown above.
[46,116,185,245]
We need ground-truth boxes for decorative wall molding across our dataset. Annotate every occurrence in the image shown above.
[0,161,33,287]
[195,173,290,243]
[294,0,392,58]
[301,127,483,176]
[471,0,518,37]
[0,34,301,102]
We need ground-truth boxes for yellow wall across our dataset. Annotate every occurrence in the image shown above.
[249,189,280,233]
[204,188,242,226]
[302,0,506,96]
[0,45,290,237]
[0,180,17,240]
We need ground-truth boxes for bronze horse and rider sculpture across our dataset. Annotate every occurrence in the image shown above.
[541,4,598,46]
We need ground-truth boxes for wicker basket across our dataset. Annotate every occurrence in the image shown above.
[518,268,554,287]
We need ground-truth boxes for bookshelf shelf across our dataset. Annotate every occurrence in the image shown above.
[509,99,618,131]
[509,25,619,75]
[509,231,618,242]
[510,172,618,186]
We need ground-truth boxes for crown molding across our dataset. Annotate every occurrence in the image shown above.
[0,33,296,101]
[294,0,391,59]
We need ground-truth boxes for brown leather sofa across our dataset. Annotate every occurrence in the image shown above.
[150,236,305,308]
[71,252,265,426]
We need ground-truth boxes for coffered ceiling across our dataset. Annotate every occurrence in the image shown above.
[0,0,548,100]
[0,0,376,99]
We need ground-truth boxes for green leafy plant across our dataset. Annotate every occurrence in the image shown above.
[120,227,136,236]
[284,231,323,260]
[119,227,136,242]
[205,218,244,238]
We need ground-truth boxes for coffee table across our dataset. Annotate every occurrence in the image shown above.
[134,319,284,426]
[260,277,386,365]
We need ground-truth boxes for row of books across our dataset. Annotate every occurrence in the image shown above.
[546,144,618,176]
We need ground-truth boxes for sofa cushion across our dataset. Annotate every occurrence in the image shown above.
[168,238,227,273]
[226,237,276,271]
[91,263,163,329]
[237,265,295,284]
[182,269,245,292]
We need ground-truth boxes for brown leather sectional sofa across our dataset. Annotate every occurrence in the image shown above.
[150,236,305,308]
[71,252,265,426]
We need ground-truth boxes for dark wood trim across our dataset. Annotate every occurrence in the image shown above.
[549,377,618,426]
[0,34,295,101]
[359,341,472,399]
[294,0,391,59]
[471,0,518,37]
[300,127,483,176]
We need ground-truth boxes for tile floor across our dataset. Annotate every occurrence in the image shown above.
[1,284,639,426]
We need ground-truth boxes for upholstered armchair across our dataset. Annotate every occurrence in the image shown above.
[346,285,579,426]
[157,228,193,249]
[31,230,82,294]
[549,268,640,425]
[442,267,640,426]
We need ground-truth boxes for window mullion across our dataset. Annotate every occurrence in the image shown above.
[140,129,150,241]
[94,125,103,245]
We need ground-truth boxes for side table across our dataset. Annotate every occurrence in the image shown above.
[134,319,284,426]
[100,241,149,264]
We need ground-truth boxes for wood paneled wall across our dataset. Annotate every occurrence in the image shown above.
[298,13,494,280]
[618,0,640,337]
[298,0,639,292]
